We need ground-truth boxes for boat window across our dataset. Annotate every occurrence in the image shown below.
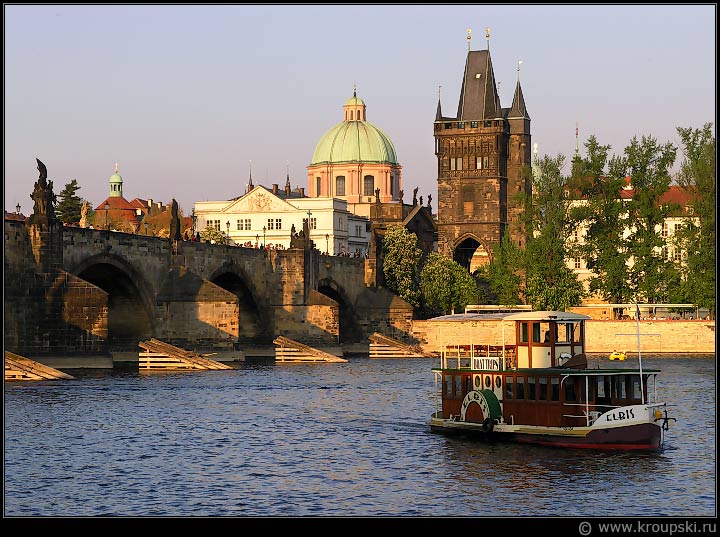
[495,376,502,389]
[629,376,642,402]
[615,376,627,399]
[465,376,472,395]
[455,375,463,397]
[516,377,525,399]
[539,377,548,400]
[572,323,582,343]
[505,377,514,399]
[557,324,570,343]
[520,323,529,343]
[551,377,559,401]
[565,377,577,402]
[474,375,482,388]
[532,323,542,343]
[528,377,536,400]
[596,376,607,398]
[444,376,452,397]
[484,375,492,388]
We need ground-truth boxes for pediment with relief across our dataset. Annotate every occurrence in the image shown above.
[226,187,296,213]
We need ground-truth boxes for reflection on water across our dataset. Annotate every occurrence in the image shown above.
[4,355,715,517]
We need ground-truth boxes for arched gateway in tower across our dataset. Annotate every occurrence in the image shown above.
[434,32,532,270]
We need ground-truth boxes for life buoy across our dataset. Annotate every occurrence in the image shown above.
[482,417,494,433]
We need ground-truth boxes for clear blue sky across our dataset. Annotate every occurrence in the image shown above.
[4,4,716,215]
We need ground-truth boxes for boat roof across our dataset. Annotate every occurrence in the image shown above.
[432,367,662,375]
[431,312,518,321]
[503,310,591,322]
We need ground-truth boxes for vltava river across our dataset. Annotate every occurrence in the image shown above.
[4,355,716,517]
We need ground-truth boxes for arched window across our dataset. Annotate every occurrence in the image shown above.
[336,176,346,196]
[350,110,354,121]
[316,177,321,197]
[363,175,374,196]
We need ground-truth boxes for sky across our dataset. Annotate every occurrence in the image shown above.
[4,4,716,216]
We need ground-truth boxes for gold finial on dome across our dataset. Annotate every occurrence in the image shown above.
[114,162,119,173]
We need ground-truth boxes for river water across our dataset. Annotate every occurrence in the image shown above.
[3,354,716,518]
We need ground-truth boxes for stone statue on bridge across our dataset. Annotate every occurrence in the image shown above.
[79,200,89,228]
[169,199,182,241]
[31,158,57,221]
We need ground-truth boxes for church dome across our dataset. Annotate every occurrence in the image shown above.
[310,92,398,165]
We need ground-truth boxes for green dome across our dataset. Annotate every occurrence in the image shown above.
[110,172,122,183]
[344,95,365,106]
[311,120,398,165]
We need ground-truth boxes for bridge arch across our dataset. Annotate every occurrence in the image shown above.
[208,263,267,343]
[453,233,493,273]
[317,277,362,343]
[68,252,157,350]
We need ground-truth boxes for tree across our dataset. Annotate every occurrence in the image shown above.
[523,154,585,310]
[55,179,84,225]
[420,253,478,315]
[480,234,523,306]
[568,136,632,315]
[381,225,422,308]
[673,123,716,314]
[200,225,229,245]
[620,135,677,303]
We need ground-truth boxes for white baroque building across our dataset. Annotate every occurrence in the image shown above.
[194,185,370,256]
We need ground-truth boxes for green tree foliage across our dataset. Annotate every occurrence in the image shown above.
[200,225,229,245]
[620,135,677,302]
[420,253,478,315]
[523,154,585,310]
[673,123,716,314]
[381,225,422,307]
[568,136,632,310]
[55,179,84,224]
[481,234,523,306]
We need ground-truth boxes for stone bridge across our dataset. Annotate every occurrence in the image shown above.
[4,219,413,359]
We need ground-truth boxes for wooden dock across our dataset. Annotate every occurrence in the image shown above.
[368,332,436,359]
[273,336,347,363]
[137,339,234,371]
[5,351,75,381]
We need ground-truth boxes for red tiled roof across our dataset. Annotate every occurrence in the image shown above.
[95,196,136,211]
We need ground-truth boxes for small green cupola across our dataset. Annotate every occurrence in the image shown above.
[109,162,123,198]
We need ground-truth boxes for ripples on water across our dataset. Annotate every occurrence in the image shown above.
[4,355,716,517]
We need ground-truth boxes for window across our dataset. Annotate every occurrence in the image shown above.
[456,157,463,171]
[539,377,548,400]
[616,376,627,399]
[528,377,536,400]
[336,176,345,196]
[574,258,581,269]
[267,219,275,230]
[303,217,317,230]
[454,375,462,397]
[483,156,489,169]
[350,110,354,120]
[451,158,456,171]
[316,177,321,197]
[565,377,577,402]
[363,175,374,196]
[505,377,514,399]
[551,378,559,401]
[516,377,525,400]
[458,122,465,129]
[470,121,478,128]
[520,323,529,343]
[210,219,220,231]
[444,376,452,396]
[238,219,251,231]
[661,222,668,238]
[275,218,282,230]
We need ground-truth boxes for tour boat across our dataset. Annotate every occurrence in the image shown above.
[609,350,627,361]
[428,311,673,451]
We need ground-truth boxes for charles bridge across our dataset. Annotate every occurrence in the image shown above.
[4,172,413,363]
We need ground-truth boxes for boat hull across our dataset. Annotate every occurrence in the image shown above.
[428,416,664,451]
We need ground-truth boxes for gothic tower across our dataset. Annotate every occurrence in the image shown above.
[434,31,531,270]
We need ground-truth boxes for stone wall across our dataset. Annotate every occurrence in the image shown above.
[411,318,715,354]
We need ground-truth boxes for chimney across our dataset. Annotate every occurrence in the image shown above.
[285,182,291,196]
[299,187,305,197]
[272,184,279,195]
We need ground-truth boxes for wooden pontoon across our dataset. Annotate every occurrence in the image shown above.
[5,351,75,381]
[137,339,234,371]
[369,332,436,359]
[273,336,347,363]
